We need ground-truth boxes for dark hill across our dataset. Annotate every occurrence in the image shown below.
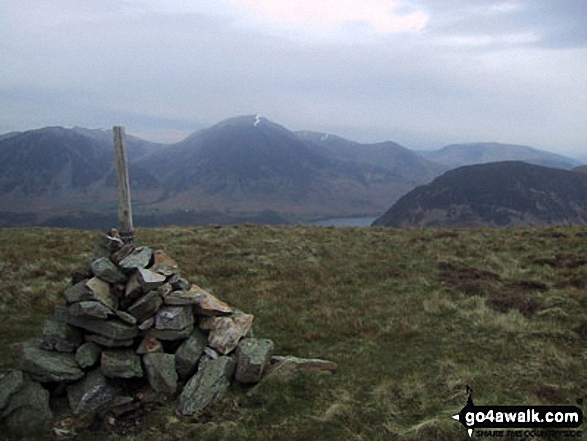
[420,142,580,170]
[373,161,587,227]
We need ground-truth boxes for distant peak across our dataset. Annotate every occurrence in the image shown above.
[254,114,263,128]
[320,133,330,141]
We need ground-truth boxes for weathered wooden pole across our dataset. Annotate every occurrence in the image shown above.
[113,126,134,245]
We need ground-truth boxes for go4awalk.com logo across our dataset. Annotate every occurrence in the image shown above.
[452,387,583,438]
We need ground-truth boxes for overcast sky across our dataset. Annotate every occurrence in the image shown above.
[1,0,586,157]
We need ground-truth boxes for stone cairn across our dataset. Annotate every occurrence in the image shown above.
[0,230,337,436]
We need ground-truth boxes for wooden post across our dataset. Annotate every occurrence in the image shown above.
[113,126,134,245]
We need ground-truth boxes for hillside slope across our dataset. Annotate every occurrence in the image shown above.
[373,161,587,227]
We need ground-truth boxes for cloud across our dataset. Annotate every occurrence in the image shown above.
[229,0,429,34]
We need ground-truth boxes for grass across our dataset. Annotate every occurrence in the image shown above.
[1,225,587,440]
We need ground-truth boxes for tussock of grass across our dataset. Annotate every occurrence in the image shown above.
[1,225,587,440]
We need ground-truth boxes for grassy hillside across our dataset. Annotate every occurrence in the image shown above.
[1,225,586,440]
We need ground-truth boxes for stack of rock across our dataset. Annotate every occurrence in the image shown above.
[0,231,283,436]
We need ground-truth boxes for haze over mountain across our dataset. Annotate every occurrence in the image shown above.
[420,142,581,170]
[373,161,587,228]
[0,116,444,227]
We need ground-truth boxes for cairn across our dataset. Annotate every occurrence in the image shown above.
[0,230,336,436]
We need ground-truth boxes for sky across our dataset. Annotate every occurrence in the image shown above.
[1,0,586,157]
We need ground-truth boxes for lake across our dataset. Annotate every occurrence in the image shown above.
[306,216,378,227]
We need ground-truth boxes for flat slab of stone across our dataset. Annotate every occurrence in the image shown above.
[143,353,178,394]
[162,289,198,306]
[75,342,102,369]
[119,246,152,271]
[1,377,52,436]
[40,319,83,353]
[63,311,138,341]
[91,257,128,284]
[0,370,24,411]
[68,301,112,320]
[19,341,85,383]
[200,312,254,355]
[127,290,162,323]
[101,350,143,379]
[85,334,135,348]
[86,277,118,310]
[177,356,235,416]
[137,268,166,292]
[64,280,91,304]
[67,369,121,416]
[270,356,338,376]
[155,305,194,331]
[235,338,274,384]
[190,284,233,316]
[175,328,207,379]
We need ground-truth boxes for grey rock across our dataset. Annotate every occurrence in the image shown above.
[136,337,163,355]
[101,350,143,379]
[1,377,52,436]
[197,347,220,372]
[119,246,152,270]
[19,340,85,383]
[75,342,102,369]
[40,319,83,352]
[155,305,194,331]
[177,356,235,416]
[138,317,155,331]
[175,328,207,379]
[137,268,166,292]
[147,324,194,341]
[86,277,118,309]
[111,244,135,265]
[68,301,112,320]
[143,353,178,394]
[64,280,90,304]
[0,370,24,411]
[115,310,138,326]
[162,289,198,305]
[85,334,135,348]
[127,290,162,323]
[189,284,234,316]
[91,257,128,284]
[235,338,274,384]
[67,369,121,416]
[64,311,138,340]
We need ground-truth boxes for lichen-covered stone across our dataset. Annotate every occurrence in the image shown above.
[67,369,121,416]
[101,350,143,379]
[1,377,52,436]
[64,312,138,341]
[75,342,102,369]
[91,257,128,284]
[19,340,85,383]
[235,338,274,384]
[190,284,233,316]
[40,319,83,352]
[155,305,194,331]
[85,334,135,348]
[0,370,24,411]
[177,356,235,416]
[68,301,112,320]
[147,325,194,341]
[168,274,190,291]
[143,353,177,394]
[86,276,118,309]
[137,268,166,292]
[119,246,152,271]
[127,290,162,323]
[175,328,207,379]
[115,310,138,326]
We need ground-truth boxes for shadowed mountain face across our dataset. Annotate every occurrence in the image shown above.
[373,161,587,228]
[420,142,581,170]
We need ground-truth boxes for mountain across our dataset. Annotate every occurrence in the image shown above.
[373,161,587,228]
[574,165,587,173]
[296,131,446,184]
[420,142,581,169]
[135,115,429,217]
